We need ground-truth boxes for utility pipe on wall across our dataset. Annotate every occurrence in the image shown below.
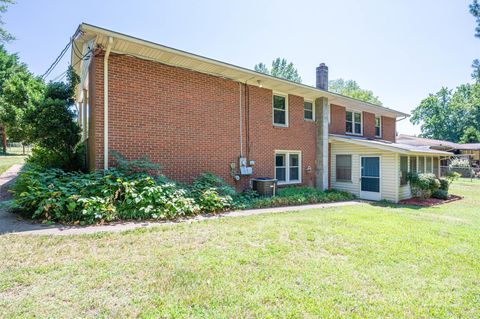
[103,36,113,170]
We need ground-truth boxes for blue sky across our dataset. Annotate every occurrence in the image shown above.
[4,0,479,134]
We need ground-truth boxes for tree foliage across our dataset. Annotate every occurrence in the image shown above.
[23,66,82,170]
[0,0,14,43]
[470,0,480,38]
[411,84,480,142]
[254,58,302,83]
[470,1,480,81]
[460,126,480,143]
[329,79,383,105]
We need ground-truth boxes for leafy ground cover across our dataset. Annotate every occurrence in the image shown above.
[10,166,354,225]
[0,179,479,318]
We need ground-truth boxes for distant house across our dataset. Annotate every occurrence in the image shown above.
[397,135,480,166]
[71,23,451,202]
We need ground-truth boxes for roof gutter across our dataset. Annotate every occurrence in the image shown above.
[104,36,113,171]
[79,23,409,118]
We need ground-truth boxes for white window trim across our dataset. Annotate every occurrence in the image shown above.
[272,93,288,127]
[375,116,382,138]
[303,99,315,121]
[274,150,302,185]
[346,110,363,135]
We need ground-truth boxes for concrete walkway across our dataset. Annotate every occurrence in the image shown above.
[0,163,23,200]
[0,200,361,236]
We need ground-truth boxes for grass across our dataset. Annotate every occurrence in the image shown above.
[0,156,25,175]
[0,179,479,318]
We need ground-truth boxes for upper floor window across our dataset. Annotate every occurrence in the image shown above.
[375,116,382,137]
[304,101,314,121]
[346,111,362,135]
[273,94,288,126]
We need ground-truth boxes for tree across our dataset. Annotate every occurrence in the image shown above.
[22,66,82,170]
[0,44,27,153]
[0,70,44,142]
[470,1,480,81]
[470,0,480,38]
[0,0,14,43]
[329,79,383,105]
[460,126,480,143]
[254,58,302,83]
[472,59,480,83]
[410,83,480,142]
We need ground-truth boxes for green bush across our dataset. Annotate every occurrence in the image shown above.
[197,189,233,213]
[432,189,449,200]
[12,167,356,225]
[242,187,355,209]
[407,173,440,199]
[192,172,236,197]
[111,151,162,176]
[439,178,450,191]
[11,165,198,224]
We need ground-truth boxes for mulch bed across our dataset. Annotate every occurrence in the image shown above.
[399,195,463,207]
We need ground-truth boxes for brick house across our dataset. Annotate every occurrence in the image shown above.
[72,23,450,202]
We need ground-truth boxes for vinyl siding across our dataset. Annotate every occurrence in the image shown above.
[330,140,398,202]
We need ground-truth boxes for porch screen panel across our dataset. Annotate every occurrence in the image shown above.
[418,157,425,173]
[410,156,417,174]
[426,157,432,173]
[433,157,439,177]
[400,156,408,185]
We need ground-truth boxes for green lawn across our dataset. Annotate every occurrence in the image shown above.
[0,156,25,175]
[1,180,479,318]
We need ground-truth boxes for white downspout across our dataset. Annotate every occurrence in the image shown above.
[104,36,113,171]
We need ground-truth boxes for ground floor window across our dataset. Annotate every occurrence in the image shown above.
[275,151,301,184]
[336,155,352,182]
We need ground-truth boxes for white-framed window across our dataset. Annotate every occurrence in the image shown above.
[304,100,314,121]
[375,116,382,138]
[336,155,352,182]
[275,151,301,184]
[273,94,288,126]
[346,110,362,135]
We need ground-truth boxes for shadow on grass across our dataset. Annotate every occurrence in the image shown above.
[367,200,432,210]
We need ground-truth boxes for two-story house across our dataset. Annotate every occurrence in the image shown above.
[72,23,450,203]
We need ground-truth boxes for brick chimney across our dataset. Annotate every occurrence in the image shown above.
[316,63,328,90]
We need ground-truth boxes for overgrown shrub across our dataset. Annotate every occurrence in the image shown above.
[12,166,356,225]
[432,189,449,200]
[439,178,450,191]
[407,173,440,199]
[111,151,162,176]
[240,187,355,209]
[197,189,233,213]
[191,172,236,197]
[11,165,198,224]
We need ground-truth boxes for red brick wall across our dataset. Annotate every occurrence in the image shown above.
[329,104,396,142]
[329,104,346,135]
[363,111,376,138]
[382,116,396,142]
[88,53,316,188]
[247,86,317,187]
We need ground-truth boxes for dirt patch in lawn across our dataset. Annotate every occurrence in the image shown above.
[399,195,463,207]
